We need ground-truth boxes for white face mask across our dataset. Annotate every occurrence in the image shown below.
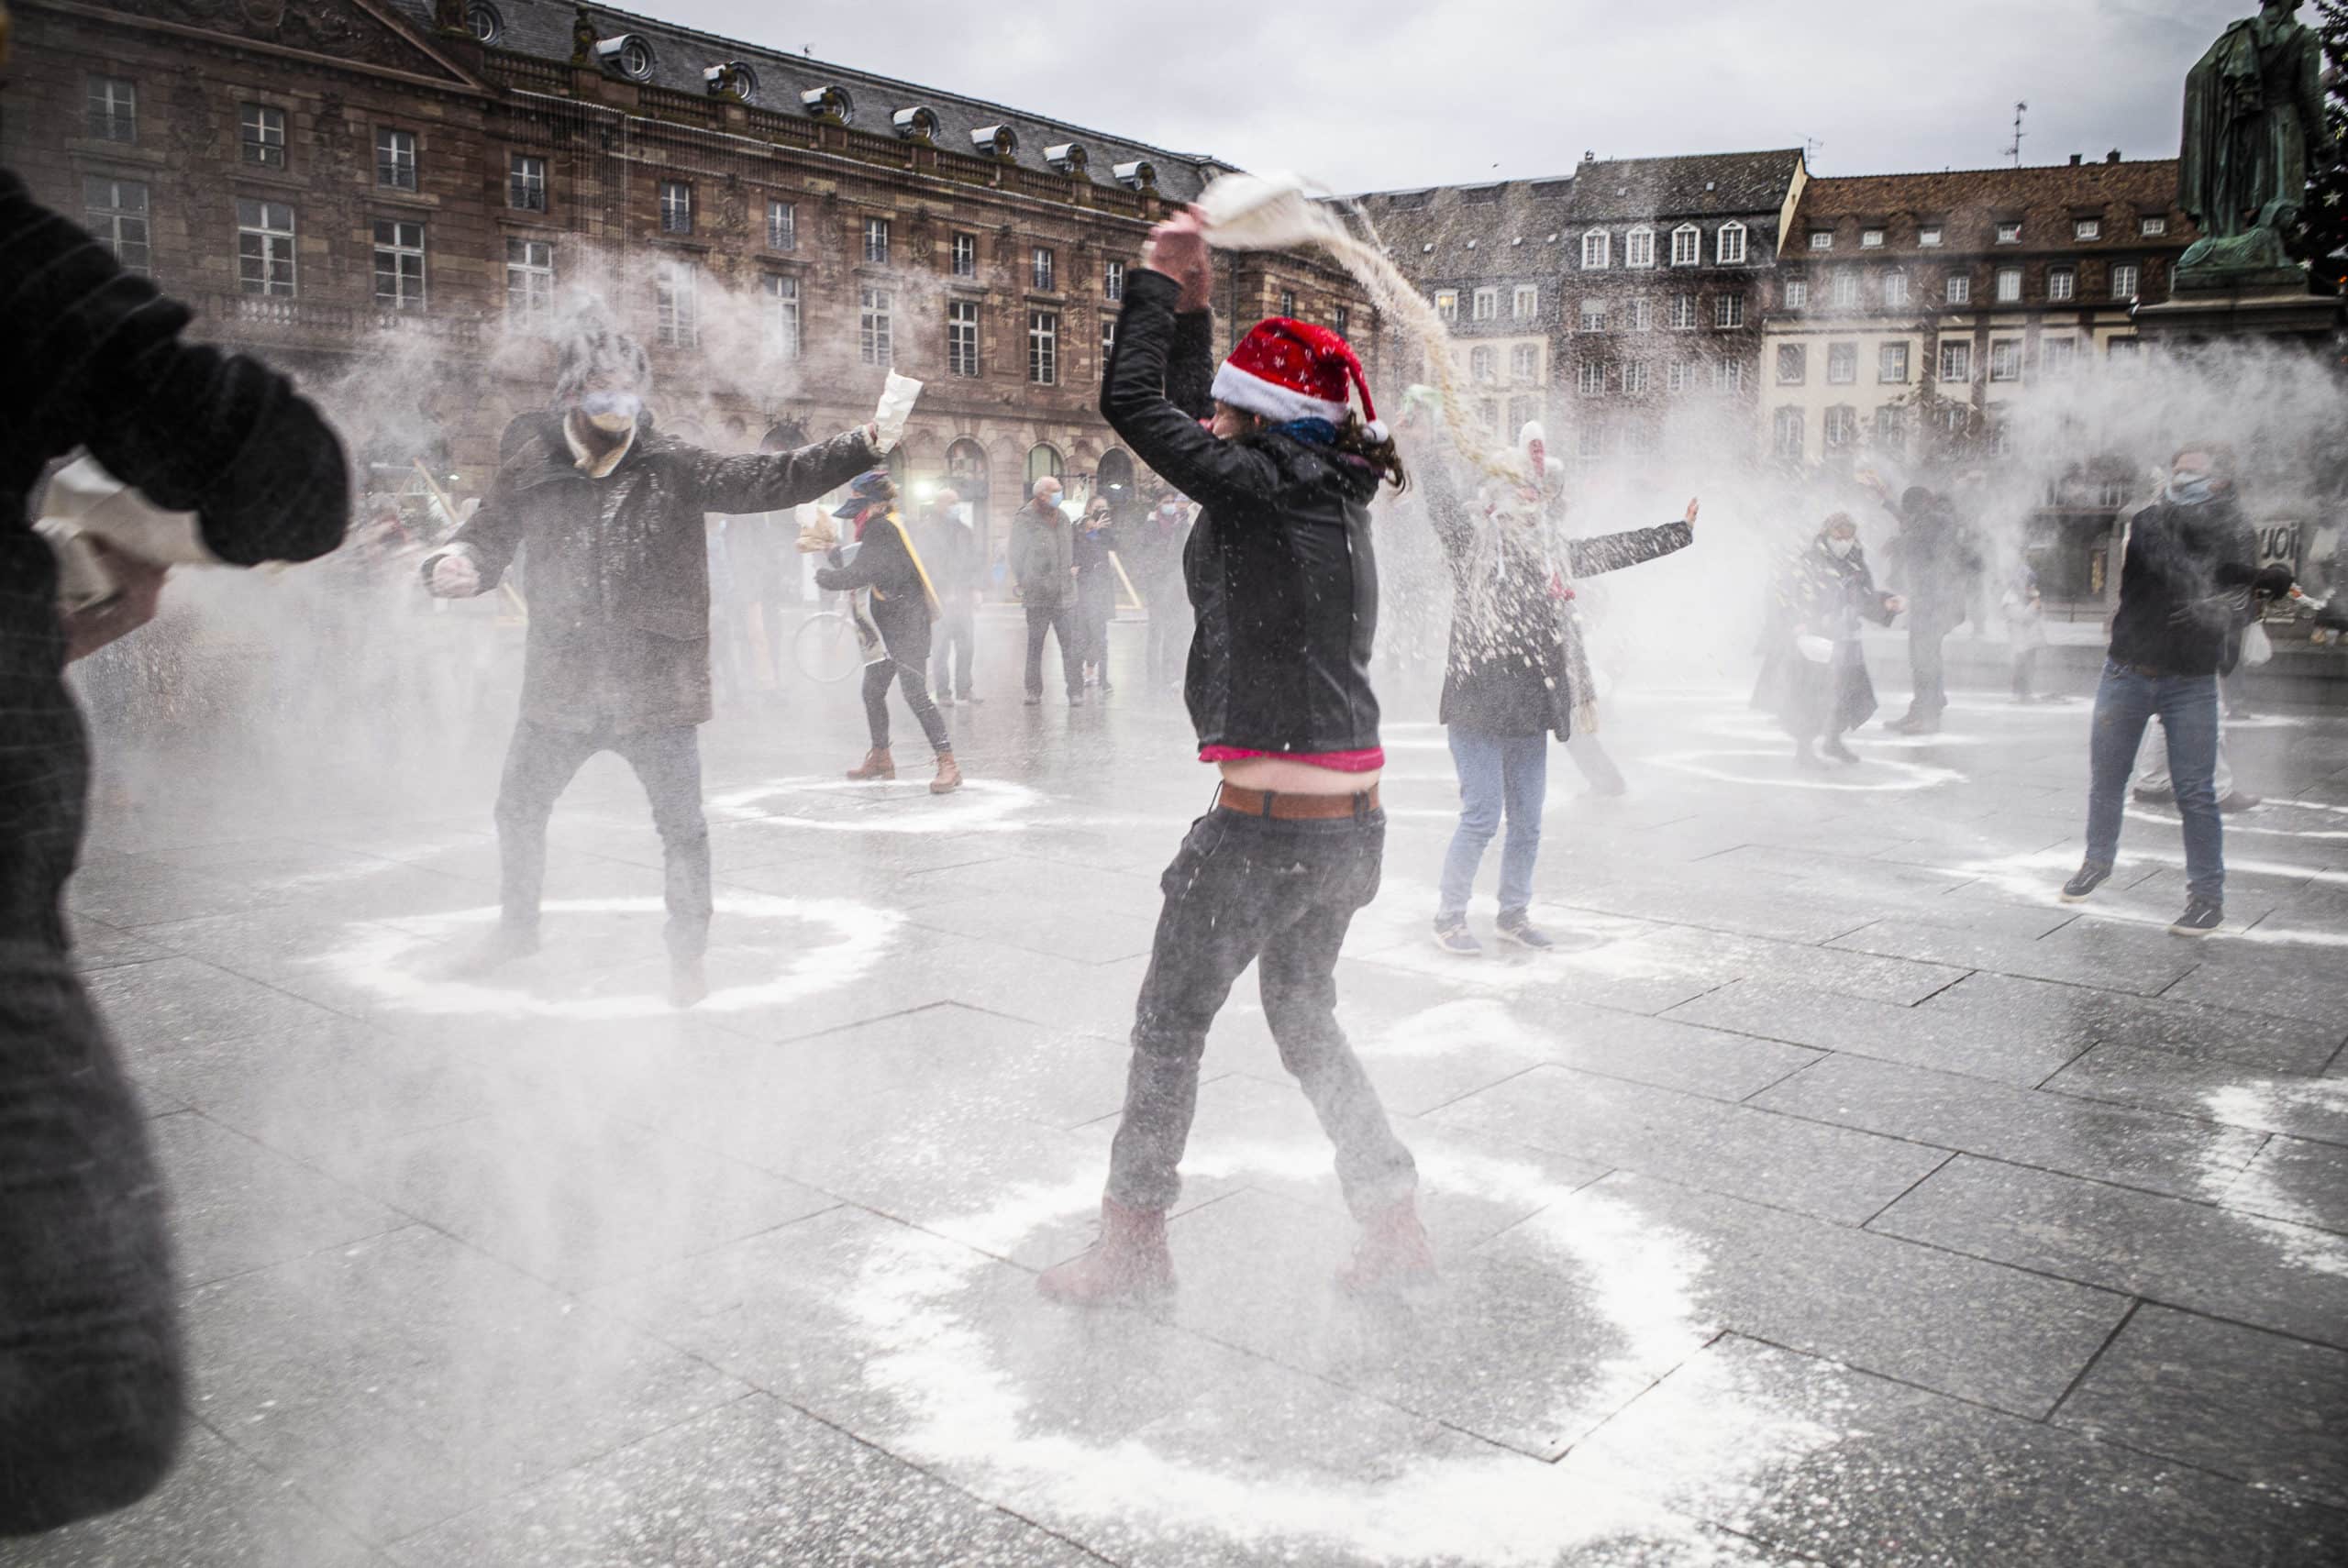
[1828,536,1858,558]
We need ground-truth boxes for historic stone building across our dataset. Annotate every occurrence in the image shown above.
[2,0,1371,557]
[1357,149,1807,463]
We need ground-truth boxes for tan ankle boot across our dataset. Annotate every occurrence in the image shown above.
[846,746,894,781]
[1036,1197,1173,1307]
[1336,1198,1436,1295]
[930,750,963,795]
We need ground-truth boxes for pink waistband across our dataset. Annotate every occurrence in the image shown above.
[1199,745,1387,773]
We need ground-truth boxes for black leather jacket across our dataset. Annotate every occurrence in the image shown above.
[1101,269,1383,754]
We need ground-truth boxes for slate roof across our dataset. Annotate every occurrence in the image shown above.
[1793,160,2191,254]
[393,0,1234,200]
[1561,149,1805,221]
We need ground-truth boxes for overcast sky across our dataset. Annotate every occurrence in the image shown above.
[652,0,2266,190]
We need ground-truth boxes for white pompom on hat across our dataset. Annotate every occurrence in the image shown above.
[1210,315,1384,439]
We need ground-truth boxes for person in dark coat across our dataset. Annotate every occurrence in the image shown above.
[1072,494,1120,692]
[914,485,981,704]
[1132,489,1195,688]
[1861,470,1981,734]
[810,469,959,794]
[1040,209,1426,1309]
[1420,434,1695,955]
[424,303,878,1006]
[1,161,349,1534]
[1758,513,1904,768]
[1012,476,1082,705]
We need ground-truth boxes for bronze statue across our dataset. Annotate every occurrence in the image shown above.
[2176,1,2330,287]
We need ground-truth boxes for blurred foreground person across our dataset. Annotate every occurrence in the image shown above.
[1073,495,1119,693]
[1420,420,1694,956]
[2060,445,2290,936]
[915,485,982,705]
[1013,476,1082,706]
[424,304,879,1005]
[1862,470,1979,736]
[1041,211,1425,1307]
[807,470,960,794]
[1,156,349,1530]
[1756,513,1904,769]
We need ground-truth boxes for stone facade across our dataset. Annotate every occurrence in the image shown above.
[2,0,1370,559]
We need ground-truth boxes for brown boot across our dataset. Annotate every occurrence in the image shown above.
[929,750,963,795]
[1336,1198,1436,1296]
[1036,1197,1173,1307]
[846,746,894,781]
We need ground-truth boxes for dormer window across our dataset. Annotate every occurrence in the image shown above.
[594,35,654,82]
[1919,225,1944,248]
[1809,230,1833,250]
[1045,143,1089,176]
[891,106,939,140]
[1671,224,1700,266]
[1625,226,1656,269]
[1996,221,2022,244]
[1861,228,1885,248]
[2140,215,2169,237]
[1716,222,1747,263]
[970,124,1018,160]
[1581,229,1610,270]
[2074,217,2101,241]
[703,61,756,101]
[1113,160,1157,191]
[801,85,855,124]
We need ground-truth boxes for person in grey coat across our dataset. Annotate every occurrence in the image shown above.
[1013,475,1082,705]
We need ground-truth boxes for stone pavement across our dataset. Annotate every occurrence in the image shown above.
[11,618,2348,1567]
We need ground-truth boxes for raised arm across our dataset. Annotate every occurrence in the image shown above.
[4,171,348,567]
[1100,270,1279,513]
[1567,517,1695,578]
[689,426,879,516]
[1166,305,1215,420]
[1415,451,1476,563]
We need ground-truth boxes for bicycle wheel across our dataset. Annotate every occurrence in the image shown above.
[792,611,864,683]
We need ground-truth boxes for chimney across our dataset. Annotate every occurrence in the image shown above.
[2069,153,2083,166]
[2106,149,2122,164]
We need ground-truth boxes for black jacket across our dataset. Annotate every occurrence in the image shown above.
[815,511,936,663]
[1423,464,1691,738]
[914,507,982,598]
[433,412,873,731]
[1101,269,1383,755]
[2109,495,2274,677]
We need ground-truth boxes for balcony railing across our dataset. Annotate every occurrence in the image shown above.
[205,293,481,347]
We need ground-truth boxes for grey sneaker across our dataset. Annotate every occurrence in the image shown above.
[1495,911,1556,951]
[1432,917,1481,956]
[2060,862,2113,903]
[2169,897,2222,937]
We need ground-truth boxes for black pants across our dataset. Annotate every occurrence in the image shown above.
[930,601,975,701]
[0,636,183,1534]
[1076,570,1115,684]
[1907,620,1949,717]
[861,654,951,756]
[1024,603,1080,698]
[1106,805,1416,1218]
[493,720,711,958]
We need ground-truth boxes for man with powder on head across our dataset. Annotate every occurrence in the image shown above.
[424,300,888,1005]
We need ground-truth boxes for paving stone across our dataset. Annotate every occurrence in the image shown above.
[2217,1135,2348,1234]
[67,917,173,974]
[2161,945,2348,1029]
[1564,1335,2348,1568]
[1750,1052,2268,1199]
[1828,916,2200,996]
[1664,977,2088,1086]
[83,955,359,1059]
[149,1110,405,1288]
[2043,1044,2348,1146]
[1931,969,2344,1076]
[130,1028,498,1163]
[1871,1154,2348,1348]
[2054,1305,2348,1509]
[1429,1063,1949,1225]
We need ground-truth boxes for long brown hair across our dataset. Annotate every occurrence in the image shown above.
[1333,413,1408,491]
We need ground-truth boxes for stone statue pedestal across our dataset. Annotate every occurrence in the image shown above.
[2134,279,2343,348]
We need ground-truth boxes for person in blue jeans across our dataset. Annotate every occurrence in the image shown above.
[2062,445,2293,936]
[1420,423,1695,955]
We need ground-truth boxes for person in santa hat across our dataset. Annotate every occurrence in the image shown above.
[1417,417,1696,955]
[1039,208,1423,1306]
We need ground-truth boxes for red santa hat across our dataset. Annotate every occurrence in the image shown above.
[1210,316,1384,438]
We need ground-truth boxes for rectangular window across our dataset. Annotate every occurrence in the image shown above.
[1827,343,1856,384]
[769,200,797,251]
[1578,425,1606,462]
[1627,297,1652,332]
[1579,299,1607,333]
[864,216,891,265]
[1100,316,1116,381]
[1714,293,1744,328]
[1279,289,1297,316]
[239,103,285,168]
[83,178,150,275]
[1824,406,1857,448]
[1469,346,1495,383]
[371,219,425,310]
[1878,342,1910,383]
[946,298,979,377]
[1667,359,1694,393]
[859,286,893,365]
[1577,360,1604,396]
[1714,358,1746,392]
[2108,336,2142,366]
[1507,395,1537,432]
[1919,225,1944,248]
[1946,273,1972,305]
[1774,407,1804,459]
[1875,405,1906,452]
[234,198,295,295]
[1622,360,1649,394]
[765,273,801,359]
[1473,287,1499,322]
[1434,290,1457,322]
[1512,284,1538,320]
[2111,263,2141,300]
[1670,293,1698,329]
[1334,305,1350,337]
[1716,224,1747,264]
[1032,246,1055,292]
[1996,221,2022,244]
[2048,266,2076,302]
[504,237,554,317]
[1989,339,2023,382]
[1785,277,1810,310]
[1831,269,1859,307]
[1861,228,1885,249]
[1027,309,1058,384]
[2043,337,2077,376]
[1510,343,1539,381]
[1808,230,1833,250]
[1105,259,1125,301]
[1776,344,1807,385]
[2075,218,2101,241]
[1582,231,1610,270]
[1996,266,2022,303]
[656,260,698,347]
[951,231,976,277]
[659,179,692,235]
[375,127,417,191]
[1883,271,1911,307]
[1939,340,1972,382]
[86,76,137,142]
[1626,228,1655,269]
[1671,226,1701,266]
[509,153,547,212]
[2140,215,2168,237]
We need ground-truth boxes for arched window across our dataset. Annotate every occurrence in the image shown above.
[759,417,808,452]
[1097,448,1135,502]
[1717,222,1749,265]
[1026,443,1063,486]
[1671,224,1702,266]
[1624,226,1656,269]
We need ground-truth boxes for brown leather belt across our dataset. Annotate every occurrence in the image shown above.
[1214,782,1380,821]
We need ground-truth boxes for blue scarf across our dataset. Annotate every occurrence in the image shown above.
[1266,417,1339,446]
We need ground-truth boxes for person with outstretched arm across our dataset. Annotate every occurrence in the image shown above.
[808,469,960,794]
[1039,210,1426,1307]
[1,158,349,1533]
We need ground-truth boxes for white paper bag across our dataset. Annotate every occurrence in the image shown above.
[871,372,923,455]
[1796,634,1835,666]
[2241,621,2274,668]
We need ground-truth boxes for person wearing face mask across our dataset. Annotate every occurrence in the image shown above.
[1013,475,1084,706]
[2060,444,2292,936]
[807,470,959,793]
[423,301,883,1004]
[1757,513,1905,769]
[1134,489,1195,689]
[1072,496,1120,693]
